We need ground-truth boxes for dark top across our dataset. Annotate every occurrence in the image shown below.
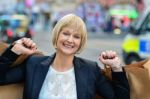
[0,47,130,99]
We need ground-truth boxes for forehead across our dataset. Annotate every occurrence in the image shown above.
[61,26,81,34]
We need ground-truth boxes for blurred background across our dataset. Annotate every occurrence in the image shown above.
[0,0,150,67]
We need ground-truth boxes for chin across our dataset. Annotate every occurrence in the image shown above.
[63,52,75,56]
[62,50,76,56]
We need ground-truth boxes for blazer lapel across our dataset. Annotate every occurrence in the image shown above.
[31,55,89,99]
[31,54,55,99]
[74,57,89,99]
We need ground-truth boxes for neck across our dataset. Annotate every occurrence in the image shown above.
[52,52,74,72]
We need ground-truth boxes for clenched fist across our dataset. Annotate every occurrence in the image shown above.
[99,50,123,72]
[11,38,37,55]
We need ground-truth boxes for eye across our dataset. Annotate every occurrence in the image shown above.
[63,32,70,36]
[74,35,81,39]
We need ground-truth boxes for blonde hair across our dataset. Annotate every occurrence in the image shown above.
[51,14,87,53]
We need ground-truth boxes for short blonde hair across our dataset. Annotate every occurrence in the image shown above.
[51,14,87,53]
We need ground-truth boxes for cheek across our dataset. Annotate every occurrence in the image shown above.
[59,35,68,42]
[56,37,62,47]
[76,40,81,47]
[57,35,65,42]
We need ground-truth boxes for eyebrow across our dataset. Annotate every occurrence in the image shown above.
[75,33,81,36]
[62,28,81,35]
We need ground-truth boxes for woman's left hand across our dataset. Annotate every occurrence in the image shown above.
[99,50,123,72]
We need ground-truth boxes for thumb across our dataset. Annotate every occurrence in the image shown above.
[99,55,108,64]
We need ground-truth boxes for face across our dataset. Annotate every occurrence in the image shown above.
[56,26,81,56]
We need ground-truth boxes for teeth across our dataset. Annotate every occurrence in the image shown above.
[64,44,73,48]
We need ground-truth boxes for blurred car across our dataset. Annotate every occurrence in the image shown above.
[0,14,34,43]
[108,4,138,34]
[122,7,150,64]
[10,14,34,41]
[0,15,13,43]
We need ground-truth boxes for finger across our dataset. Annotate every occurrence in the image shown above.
[103,51,111,59]
[23,48,35,55]
[99,55,105,63]
[22,37,31,43]
[22,38,34,48]
[112,51,118,59]
[21,38,29,45]
[21,37,29,43]
[106,50,115,59]
[101,52,107,59]
[26,40,33,47]
[99,55,110,66]
[109,50,115,58]
[31,43,37,50]
[26,40,37,50]
[99,52,107,62]
[15,39,23,44]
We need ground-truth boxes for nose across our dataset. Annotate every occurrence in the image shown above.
[67,36,74,43]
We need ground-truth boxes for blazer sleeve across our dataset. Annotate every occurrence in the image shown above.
[0,46,25,85]
[95,63,130,99]
[111,69,130,99]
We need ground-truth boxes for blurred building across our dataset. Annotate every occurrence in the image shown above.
[98,0,137,8]
[143,0,150,9]
[0,0,17,13]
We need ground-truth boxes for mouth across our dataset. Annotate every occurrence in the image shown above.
[63,43,74,49]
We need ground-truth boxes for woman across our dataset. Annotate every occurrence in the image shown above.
[0,14,129,99]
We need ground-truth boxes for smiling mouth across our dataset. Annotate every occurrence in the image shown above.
[63,43,74,49]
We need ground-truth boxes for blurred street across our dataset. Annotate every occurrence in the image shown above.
[0,0,149,65]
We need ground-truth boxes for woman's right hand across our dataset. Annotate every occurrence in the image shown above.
[11,38,37,55]
[99,50,123,72]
